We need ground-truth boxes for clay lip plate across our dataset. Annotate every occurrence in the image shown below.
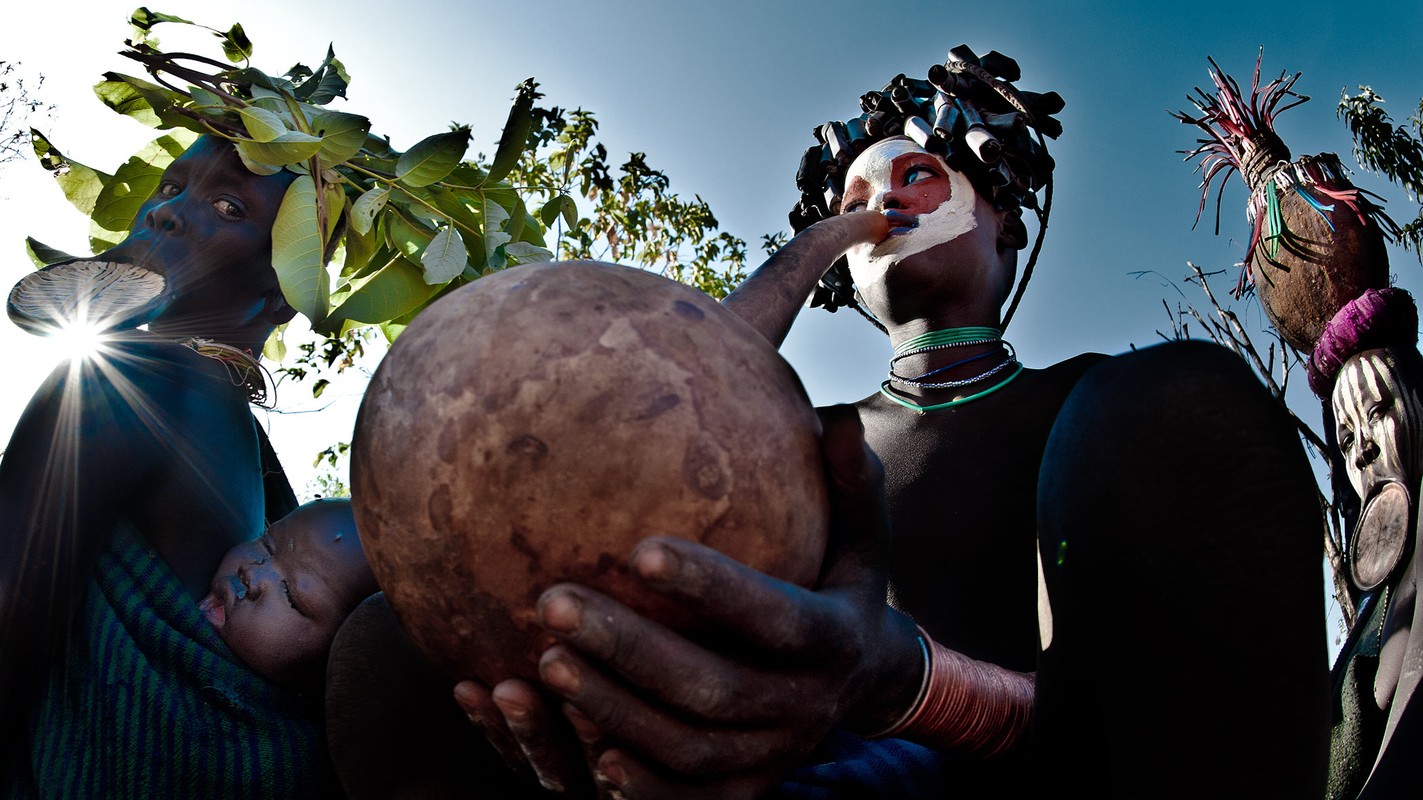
[1351,480,1413,592]
[7,259,168,336]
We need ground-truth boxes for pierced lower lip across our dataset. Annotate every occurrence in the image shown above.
[198,592,226,629]
[882,211,917,236]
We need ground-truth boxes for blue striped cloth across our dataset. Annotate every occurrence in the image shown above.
[772,729,955,798]
[6,524,340,799]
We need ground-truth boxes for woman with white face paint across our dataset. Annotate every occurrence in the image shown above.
[463,50,1330,799]
[1319,306,1423,796]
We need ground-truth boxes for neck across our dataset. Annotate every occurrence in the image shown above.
[882,321,1018,406]
[886,316,1007,387]
[148,320,273,356]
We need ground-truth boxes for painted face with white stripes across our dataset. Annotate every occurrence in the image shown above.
[1333,349,1423,500]
[841,137,979,290]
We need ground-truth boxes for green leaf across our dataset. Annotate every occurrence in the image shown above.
[426,186,482,234]
[324,181,345,240]
[379,321,406,342]
[234,149,284,176]
[94,73,190,128]
[219,22,253,63]
[263,324,288,363]
[340,227,380,279]
[504,241,554,265]
[296,46,351,104]
[350,187,389,235]
[312,110,371,165]
[227,67,296,96]
[30,130,111,217]
[238,106,288,142]
[421,227,468,284]
[539,194,578,229]
[385,208,435,260]
[25,237,78,268]
[188,86,227,114]
[248,87,290,114]
[322,256,440,331]
[89,226,125,254]
[234,131,324,165]
[482,194,512,270]
[396,129,470,187]
[487,79,539,183]
[129,7,193,31]
[90,132,196,247]
[271,174,330,324]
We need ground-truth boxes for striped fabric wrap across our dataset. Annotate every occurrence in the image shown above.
[7,524,340,799]
[771,729,954,799]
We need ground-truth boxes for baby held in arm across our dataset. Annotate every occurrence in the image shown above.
[199,498,380,689]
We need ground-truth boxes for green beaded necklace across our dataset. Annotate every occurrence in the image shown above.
[880,326,1024,412]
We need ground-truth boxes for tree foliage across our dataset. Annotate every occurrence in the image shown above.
[22,9,769,496]
[1338,87,1423,258]
[0,62,54,169]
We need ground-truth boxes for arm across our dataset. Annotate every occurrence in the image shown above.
[458,407,930,797]
[0,352,159,735]
[0,337,261,734]
[721,211,887,347]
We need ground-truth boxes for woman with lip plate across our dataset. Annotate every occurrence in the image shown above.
[1300,287,1423,798]
[461,47,1331,798]
[0,136,345,796]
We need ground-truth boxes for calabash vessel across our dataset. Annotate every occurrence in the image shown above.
[352,261,828,684]
[1176,57,1391,354]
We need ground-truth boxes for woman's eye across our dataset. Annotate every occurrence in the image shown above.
[214,199,244,219]
[158,182,181,198]
[1339,431,1354,450]
[903,166,935,186]
[281,580,303,614]
[844,200,865,213]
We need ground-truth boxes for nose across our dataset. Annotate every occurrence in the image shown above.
[237,561,277,599]
[868,189,904,213]
[144,197,186,236]
[1356,438,1380,470]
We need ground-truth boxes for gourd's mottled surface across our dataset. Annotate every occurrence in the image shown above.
[352,261,828,684]
[1251,191,1389,353]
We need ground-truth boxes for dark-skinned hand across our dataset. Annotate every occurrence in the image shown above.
[454,405,925,799]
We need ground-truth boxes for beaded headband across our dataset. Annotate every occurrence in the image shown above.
[1307,287,1419,397]
[790,45,1064,327]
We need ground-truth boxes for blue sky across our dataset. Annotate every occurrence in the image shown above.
[1,0,1420,649]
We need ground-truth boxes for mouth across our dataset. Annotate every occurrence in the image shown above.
[882,210,918,237]
[200,573,247,630]
[198,591,227,629]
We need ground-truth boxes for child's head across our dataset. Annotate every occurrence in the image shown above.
[199,498,379,688]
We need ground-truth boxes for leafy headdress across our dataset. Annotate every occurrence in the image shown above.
[10,8,555,341]
[789,44,1064,331]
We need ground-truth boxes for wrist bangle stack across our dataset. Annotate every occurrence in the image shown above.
[865,630,932,738]
[872,625,1033,758]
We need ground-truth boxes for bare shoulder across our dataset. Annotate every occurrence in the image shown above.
[97,333,256,420]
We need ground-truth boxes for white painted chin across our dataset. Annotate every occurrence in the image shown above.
[846,169,977,289]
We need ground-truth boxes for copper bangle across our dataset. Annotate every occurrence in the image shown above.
[875,625,1033,758]
[864,630,932,738]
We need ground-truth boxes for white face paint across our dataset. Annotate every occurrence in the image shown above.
[1333,350,1423,499]
[841,138,978,290]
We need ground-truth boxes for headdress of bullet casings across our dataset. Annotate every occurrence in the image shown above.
[791,45,1064,329]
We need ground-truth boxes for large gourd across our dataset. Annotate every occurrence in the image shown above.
[351,261,828,685]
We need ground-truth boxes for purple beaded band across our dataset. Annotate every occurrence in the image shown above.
[1307,287,1419,397]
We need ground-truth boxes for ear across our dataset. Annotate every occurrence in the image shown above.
[264,288,298,325]
[997,207,1029,251]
